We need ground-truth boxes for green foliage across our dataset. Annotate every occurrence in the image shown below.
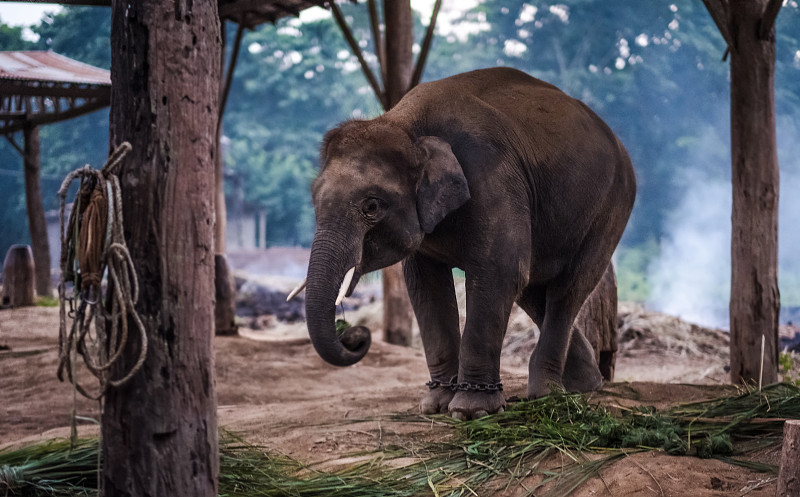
[615,238,659,302]
[0,19,37,50]
[36,295,59,307]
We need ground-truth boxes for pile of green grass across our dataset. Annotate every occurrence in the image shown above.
[3,383,798,497]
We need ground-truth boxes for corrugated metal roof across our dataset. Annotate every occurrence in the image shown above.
[0,51,110,86]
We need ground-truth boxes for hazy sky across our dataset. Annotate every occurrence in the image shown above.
[0,2,62,26]
[0,1,479,31]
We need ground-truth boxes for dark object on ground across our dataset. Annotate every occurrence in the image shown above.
[215,254,238,335]
[780,330,800,353]
[234,275,373,323]
[2,245,36,307]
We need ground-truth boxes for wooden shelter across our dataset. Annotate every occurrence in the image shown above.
[33,0,326,27]
[1,50,111,297]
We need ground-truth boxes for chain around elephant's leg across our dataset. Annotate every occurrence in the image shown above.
[403,254,461,415]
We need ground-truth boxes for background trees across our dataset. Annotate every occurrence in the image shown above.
[1,0,799,325]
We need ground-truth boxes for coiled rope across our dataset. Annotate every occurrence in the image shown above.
[56,142,147,401]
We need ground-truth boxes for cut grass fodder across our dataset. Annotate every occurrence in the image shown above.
[3,383,799,496]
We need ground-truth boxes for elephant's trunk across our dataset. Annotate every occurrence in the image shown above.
[305,228,371,366]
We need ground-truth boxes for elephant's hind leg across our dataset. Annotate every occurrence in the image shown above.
[517,285,602,394]
[404,253,460,414]
[527,250,613,398]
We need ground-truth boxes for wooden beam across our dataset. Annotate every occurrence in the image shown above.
[330,0,387,109]
[0,81,109,99]
[759,0,783,40]
[383,0,413,108]
[218,21,245,127]
[367,0,386,87]
[701,0,735,51]
[4,134,26,158]
[410,0,441,89]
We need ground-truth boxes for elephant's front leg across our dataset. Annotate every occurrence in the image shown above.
[404,253,461,414]
[448,268,519,420]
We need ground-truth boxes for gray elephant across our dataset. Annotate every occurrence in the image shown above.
[300,67,636,420]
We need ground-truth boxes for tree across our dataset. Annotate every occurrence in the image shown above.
[101,0,220,494]
[702,0,782,384]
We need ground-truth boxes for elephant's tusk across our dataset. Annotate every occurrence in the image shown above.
[286,278,307,302]
[335,267,355,306]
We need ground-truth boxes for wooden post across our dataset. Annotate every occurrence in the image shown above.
[381,0,415,346]
[701,0,782,385]
[777,420,800,496]
[102,0,220,495]
[572,264,618,381]
[22,123,52,298]
[214,20,239,337]
[728,0,781,385]
[2,245,35,307]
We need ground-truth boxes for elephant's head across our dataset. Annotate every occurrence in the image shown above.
[304,119,470,366]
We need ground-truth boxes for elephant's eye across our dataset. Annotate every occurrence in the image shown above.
[362,198,381,217]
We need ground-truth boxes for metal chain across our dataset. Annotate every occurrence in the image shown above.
[426,376,503,392]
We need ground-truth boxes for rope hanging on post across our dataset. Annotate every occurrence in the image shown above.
[56,142,147,400]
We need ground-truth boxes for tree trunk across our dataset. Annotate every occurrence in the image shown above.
[777,420,800,496]
[102,0,220,495]
[381,0,416,346]
[2,245,35,307]
[728,0,780,385]
[23,124,51,298]
[572,264,618,381]
[383,0,413,108]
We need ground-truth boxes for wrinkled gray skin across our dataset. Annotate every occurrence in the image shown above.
[305,68,636,420]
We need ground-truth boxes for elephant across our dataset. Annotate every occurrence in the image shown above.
[301,67,636,420]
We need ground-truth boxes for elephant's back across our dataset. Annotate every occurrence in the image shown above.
[389,68,622,174]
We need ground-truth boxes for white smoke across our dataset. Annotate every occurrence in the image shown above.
[647,172,731,327]
[647,119,800,329]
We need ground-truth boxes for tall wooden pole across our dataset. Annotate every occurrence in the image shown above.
[381,0,415,346]
[22,123,52,298]
[702,0,781,385]
[728,0,780,385]
[103,0,220,494]
[215,20,239,336]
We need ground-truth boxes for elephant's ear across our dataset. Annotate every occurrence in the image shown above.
[416,136,470,234]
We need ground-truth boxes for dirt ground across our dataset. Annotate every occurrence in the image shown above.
[1,300,789,497]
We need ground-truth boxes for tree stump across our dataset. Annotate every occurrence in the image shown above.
[778,420,800,496]
[572,263,618,381]
[2,245,36,307]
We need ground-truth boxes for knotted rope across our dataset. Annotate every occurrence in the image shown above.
[57,142,147,401]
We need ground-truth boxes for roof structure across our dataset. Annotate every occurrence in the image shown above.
[0,51,111,135]
[27,0,328,29]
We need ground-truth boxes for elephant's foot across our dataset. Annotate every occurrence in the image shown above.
[562,330,604,393]
[562,361,603,393]
[448,390,505,420]
[527,372,565,399]
[420,387,455,414]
